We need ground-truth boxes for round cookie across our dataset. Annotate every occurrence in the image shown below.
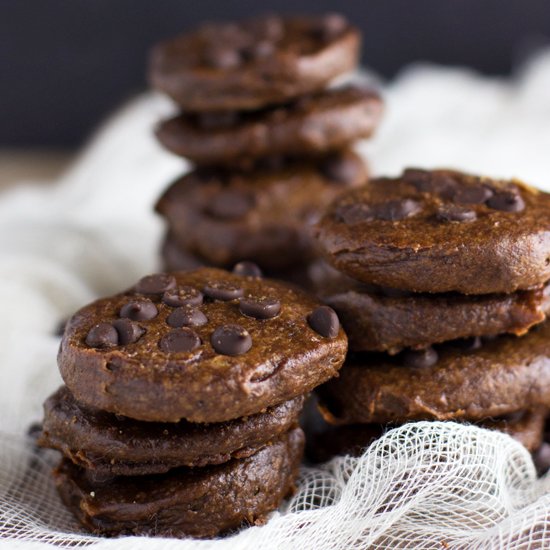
[156,85,383,165]
[39,386,305,475]
[314,168,550,294]
[59,268,347,423]
[309,260,550,353]
[317,320,550,424]
[156,151,367,270]
[53,428,304,539]
[307,409,547,462]
[149,14,360,111]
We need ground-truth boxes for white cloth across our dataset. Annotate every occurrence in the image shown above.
[1,50,550,548]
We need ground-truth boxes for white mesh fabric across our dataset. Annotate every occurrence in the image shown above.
[2,423,550,549]
[1,49,550,548]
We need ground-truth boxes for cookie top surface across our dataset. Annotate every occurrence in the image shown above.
[317,320,550,424]
[156,85,383,165]
[54,428,304,539]
[148,14,360,111]
[314,168,550,294]
[40,386,304,475]
[310,261,550,353]
[59,268,347,423]
[156,152,367,270]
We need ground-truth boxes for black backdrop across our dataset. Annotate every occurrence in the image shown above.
[2,0,550,147]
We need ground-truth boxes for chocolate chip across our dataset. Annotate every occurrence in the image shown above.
[320,154,359,184]
[162,286,203,307]
[335,203,373,224]
[313,13,348,41]
[402,168,430,186]
[486,189,525,212]
[453,185,493,204]
[373,199,421,221]
[402,347,438,368]
[404,170,457,199]
[233,261,263,278]
[436,205,477,222]
[307,306,340,338]
[135,274,176,295]
[211,324,252,355]
[112,319,145,345]
[197,111,239,130]
[167,306,208,328]
[203,281,244,301]
[159,328,201,353]
[203,46,241,69]
[86,323,118,348]
[119,299,158,321]
[240,296,281,319]
[205,190,255,220]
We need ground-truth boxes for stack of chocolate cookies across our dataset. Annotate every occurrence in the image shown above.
[310,168,550,459]
[149,13,382,277]
[39,267,347,537]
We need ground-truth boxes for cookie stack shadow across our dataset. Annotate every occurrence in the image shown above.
[308,167,550,462]
[39,269,348,537]
[149,13,382,280]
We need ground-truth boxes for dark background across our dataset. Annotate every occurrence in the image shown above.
[2,0,550,148]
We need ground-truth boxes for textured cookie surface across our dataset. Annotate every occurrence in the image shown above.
[156,85,382,165]
[156,152,367,270]
[149,14,360,111]
[59,268,347,423]
[317,320,550,424]
[314,168,550,294]
[311,261,550,353]
[54,428,304,539]
[40,386,304,475]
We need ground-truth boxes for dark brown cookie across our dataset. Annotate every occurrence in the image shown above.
[156,86,383,165]
[314,168,550,294]
[59,268,347,423]
[149,14,360,111]
[53,428,304,539]
[307,409,547,462]
[310,260,550,353]
[39,386,305,475]
[317,320,550,424]
[156,152,367,270]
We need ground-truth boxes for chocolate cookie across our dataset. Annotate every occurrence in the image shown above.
[314,168,550,294]
[156,86,382,165]
[149,14,360,111]
[39,386,305,475]
[308,409,547,462]
[54,428,304,539]
[156,152,367,270]
[310,261,550,353]
[317,320,550,424]
[59,269,347,423]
